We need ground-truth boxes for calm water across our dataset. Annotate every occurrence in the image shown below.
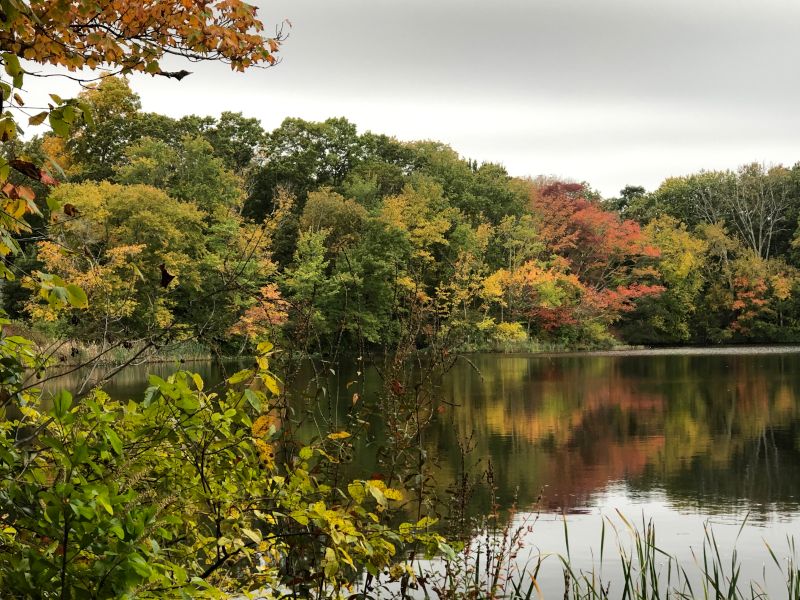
[433,349,800,594]
[49,348,800,593]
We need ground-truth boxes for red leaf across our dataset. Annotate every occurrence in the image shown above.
[40,171,59,186]
[16,186,35,202]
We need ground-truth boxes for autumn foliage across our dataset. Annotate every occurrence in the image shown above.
[1,0,281,73]
[20,91,800,352]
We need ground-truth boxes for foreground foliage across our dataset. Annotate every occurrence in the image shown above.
[0,347,451,597]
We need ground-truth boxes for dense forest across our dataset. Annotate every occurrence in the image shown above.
[6,76,800,357]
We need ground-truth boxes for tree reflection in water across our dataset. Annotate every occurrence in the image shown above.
[49,348,800,522]
[433,350,800,520]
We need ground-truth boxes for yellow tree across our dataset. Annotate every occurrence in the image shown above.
[0,0,283,282]
[379,178,457,265]
[637,215,708,341]
[0,0,286,362]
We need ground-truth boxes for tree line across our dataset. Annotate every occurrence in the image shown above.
[4,0,800,594]
[7,76,800,354]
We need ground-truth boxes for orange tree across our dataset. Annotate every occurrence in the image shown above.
[0,3,452,597]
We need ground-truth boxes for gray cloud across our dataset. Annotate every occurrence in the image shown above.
[262,0,800,105]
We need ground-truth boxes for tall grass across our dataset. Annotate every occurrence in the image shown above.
[417,507,543,599]
[559,511,692,600]
[45,338,217,366]
[404,512,800,600]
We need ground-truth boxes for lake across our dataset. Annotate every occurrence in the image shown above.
[431,348,800,595]
[49,347,800,595]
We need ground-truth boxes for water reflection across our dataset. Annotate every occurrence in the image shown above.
[41,349,800,593]
[435,351,800,518]
[46,349,800,520]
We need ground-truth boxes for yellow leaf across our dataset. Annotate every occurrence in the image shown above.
[262,373,280,395]
[191,373,203,391]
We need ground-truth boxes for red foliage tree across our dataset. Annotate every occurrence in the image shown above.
[530,181,664,323]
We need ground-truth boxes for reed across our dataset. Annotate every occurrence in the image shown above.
[409,512,800,600]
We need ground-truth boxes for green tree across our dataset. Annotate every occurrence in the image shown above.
[116,135,244,215]
[246,117,363,218]
[340,132,414,206]
[604,184,647,216]
[281,229,341,343]
[33,182,208,340]
[299,188,369,249]
[204,111,267,173]
[67,77,143,181]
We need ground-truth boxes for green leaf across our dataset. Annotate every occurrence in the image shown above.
[51,390,73,419]
[241,528,261,543]
[175,393,199,413]
[324,547,339,578]
[77,99,94,127]
[61,104,76,124]
[228,369,254,384]
[65,284,88,309]
[128,553,152,578]
[142,385,159,408]
[290,511,309,526]
[72,443,89,465]
[45,192,61,212]
[110,523,125,540]
[0,116,17,142]
[96,493,114,515]
[2,52,21,79]
[243,388,261,411]
[105,429,123,455]
[49,111,69,137]
[172,564,187,584]
[0,157,10,183]
[148,374,166,387]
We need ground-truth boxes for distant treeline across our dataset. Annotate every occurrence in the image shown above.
[6,76,800,354]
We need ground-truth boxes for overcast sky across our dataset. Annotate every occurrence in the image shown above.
[27,0,800,197]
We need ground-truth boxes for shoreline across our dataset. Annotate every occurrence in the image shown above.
[49,341,800,368]
[471,343,800,358]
